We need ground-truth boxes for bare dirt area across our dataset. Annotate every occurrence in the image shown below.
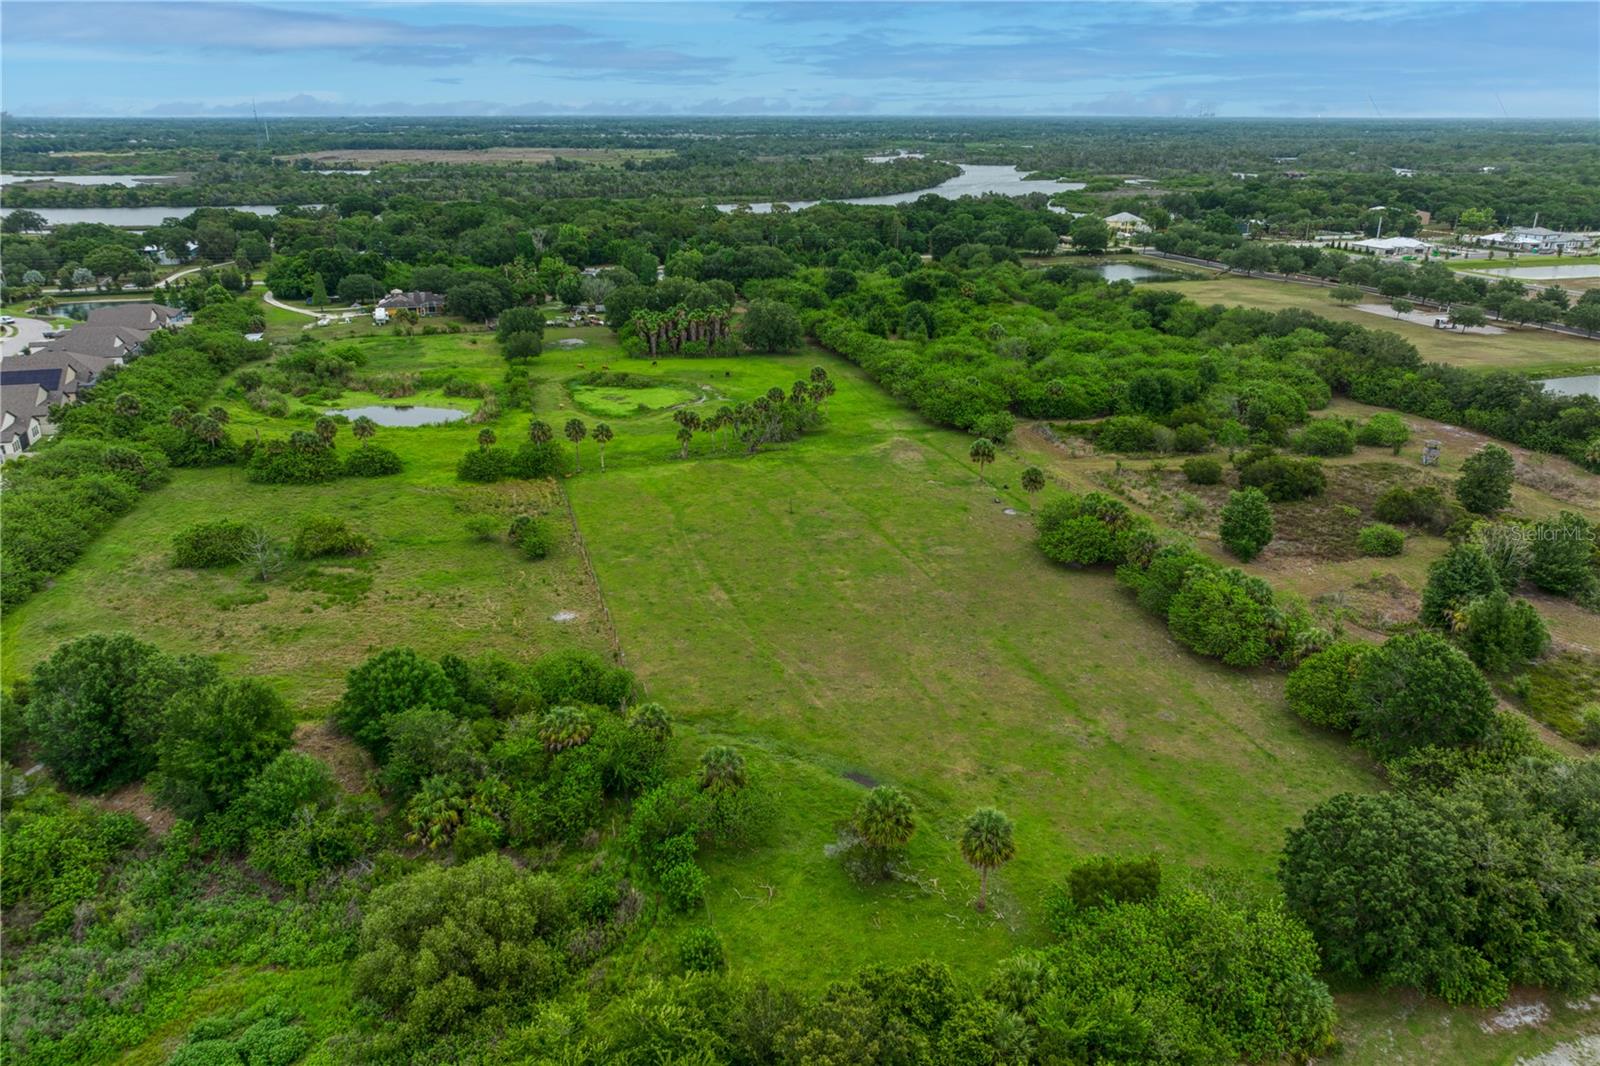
[293,719,374,794]
[280,147,672,166]
[93,780,176,834]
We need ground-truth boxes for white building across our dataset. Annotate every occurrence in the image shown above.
[1470,227,1595,255]
[1103,211,1151,235]
[1351,236,1433,258]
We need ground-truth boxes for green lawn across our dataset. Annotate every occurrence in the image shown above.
[1165,274,1600,376]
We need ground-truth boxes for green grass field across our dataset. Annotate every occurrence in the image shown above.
[1163,274,1600,376]
[6,323,1595,1063]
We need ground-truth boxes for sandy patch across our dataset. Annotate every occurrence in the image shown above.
[293,719,374,794]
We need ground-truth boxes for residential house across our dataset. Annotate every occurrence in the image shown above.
[19,347,123,383]
[1471,226,1595,255]
[1391,167,1417,177]
[376,290,446,316]
[0,363,78,406]
[37,324,147,362]
[1,382,52,455]
[1103,211,1151,235]
[85,302,186,331]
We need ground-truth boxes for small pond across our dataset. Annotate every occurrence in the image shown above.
[327,405,467,427]
[1096,263,1178,283]
[1479,265,1600,281]
[53,300,144,320]
[1538,375,1600,399]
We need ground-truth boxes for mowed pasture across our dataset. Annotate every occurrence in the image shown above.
[1163,273,1600,375]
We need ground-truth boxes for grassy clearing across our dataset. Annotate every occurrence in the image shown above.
[6,324,1592,1061]
[1162,274,1600,375]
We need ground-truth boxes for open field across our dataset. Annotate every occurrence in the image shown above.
[1162,273,1600,376]
[5,322,1596,1063]
[277,147,674,166]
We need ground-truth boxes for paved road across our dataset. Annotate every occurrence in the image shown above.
[262,290,324,318]
[1,316,53,359]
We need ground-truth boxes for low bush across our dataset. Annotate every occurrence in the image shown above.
[1094,415,1167,453]
[1292,419,1355,456]
[1036,492,1154,567]
[1356,412,1410,451]
[678,927,727,973]
[1172,423,1210,453]
[456,446,512,483]
[1285,642,1369,730]
[1454,590,1550,674]
[1374,483,1464,535]
[1355,522,1405,556]
[247,437,343,485]
[343,445,403,477]
[1220,488,1274,561]
[509,515,557,560]
[171,519,256,568]
[509,441,567,479]
[1059,855,1161,910]
[1238,454,1325,501]
[1181,455,1222,484]
[290,515,372,560]
[1167,566,1276,667]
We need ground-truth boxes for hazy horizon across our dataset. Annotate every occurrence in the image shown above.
[2,1,1596,121]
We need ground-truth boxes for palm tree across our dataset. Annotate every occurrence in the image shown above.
[969,438,996,481]
[564,418,587,471]
[810,365,829,384]
[627,701,672,742]
[699,745,747,793]
[477,427,497,451]
[168,405,192,428]
[960,807,1015,913]
[192,416,223,447]
[403,775,469,850]
[592,422,614,471]
[314,416,338,447]
[351,415,377,443]
[855,786,916,870]
[676,425,694,459]
[1021,466,1045,502]
[207,405,229,424]
[536,706,594,753]
[529,418,553,445]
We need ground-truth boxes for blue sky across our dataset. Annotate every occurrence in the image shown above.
[2,1,1596,118]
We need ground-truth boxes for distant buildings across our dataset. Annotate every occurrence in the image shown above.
[1351,235,1433,258]
[1468,226,1595,255]
[0,302,186,457]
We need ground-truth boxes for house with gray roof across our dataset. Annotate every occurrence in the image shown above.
[2,382,52,456]
[0,362,79,403]
[36,324,147,362]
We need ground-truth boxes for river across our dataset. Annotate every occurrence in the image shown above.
[0,204,295,228]
[716,164,1085,214]
[0,173,177,187]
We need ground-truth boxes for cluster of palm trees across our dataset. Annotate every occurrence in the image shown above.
[627,304,734,357]
[525,416,615,473]
[846,784,1016,912]
[671,365,837,459]
[168,403,231,448]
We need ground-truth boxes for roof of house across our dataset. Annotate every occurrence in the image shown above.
[0,365,73,397]
[13,348,115,382]
[1104,212,1147,224]
[1355,236,1430,250]
[377,290,446,309]
[84,302,182,330]
[37,324,145,360]
[1,383,51,442]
